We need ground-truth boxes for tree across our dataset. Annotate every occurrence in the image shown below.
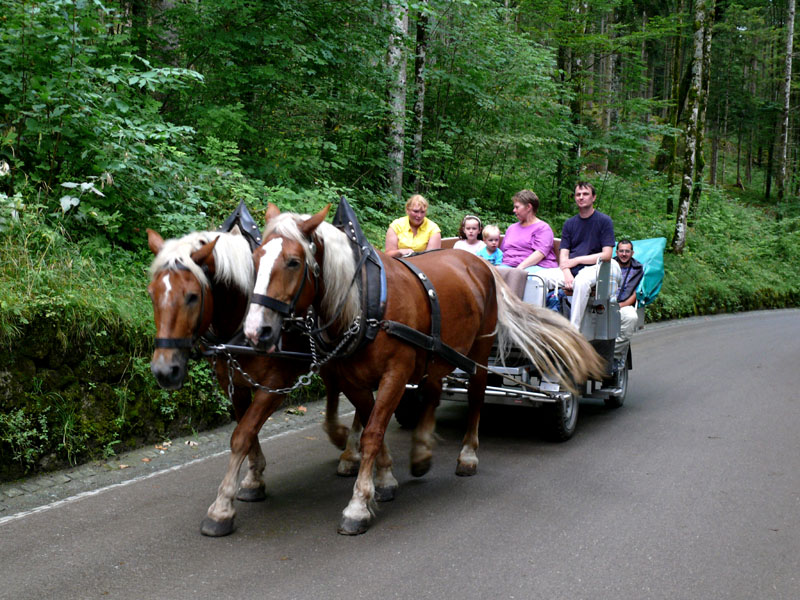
[386,0,409,198]
[777,0,796,203]
[673,0,715,254]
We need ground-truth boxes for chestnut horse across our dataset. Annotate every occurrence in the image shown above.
[244,204,605,535]
[146,227,365,537]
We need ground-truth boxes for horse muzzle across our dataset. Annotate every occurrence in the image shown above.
[150,350,189,390]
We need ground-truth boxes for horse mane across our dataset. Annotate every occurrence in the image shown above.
[264,212,360,328]
[149,230,254,293]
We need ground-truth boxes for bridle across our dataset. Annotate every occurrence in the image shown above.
[249,259,312,318]
[153,263,211,351]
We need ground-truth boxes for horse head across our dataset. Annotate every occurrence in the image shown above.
[146,229,220,390]
[243,203,330,351]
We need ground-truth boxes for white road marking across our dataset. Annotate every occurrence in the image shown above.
[0,412,354,527]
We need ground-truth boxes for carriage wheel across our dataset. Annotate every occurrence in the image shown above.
[541,392,579,442]
[604,362,628,409]
[394,388,424,429]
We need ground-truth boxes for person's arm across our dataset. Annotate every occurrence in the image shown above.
[559,247,574,289]
[385,227,411,257]
[561,246,613,270]
[517,250,545,270]
[619,290,637,308]
[425,231,442,250]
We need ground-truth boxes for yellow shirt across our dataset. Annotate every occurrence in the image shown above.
[389,216,441,253]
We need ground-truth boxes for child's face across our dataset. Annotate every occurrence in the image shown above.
[463,219,480,241]
[484,234,500,252]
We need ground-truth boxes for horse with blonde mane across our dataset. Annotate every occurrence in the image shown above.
[244,203,605,535]
[146,227,364,537]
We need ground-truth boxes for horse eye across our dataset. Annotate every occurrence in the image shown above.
[287,257,302,269]
[185,293,199,305]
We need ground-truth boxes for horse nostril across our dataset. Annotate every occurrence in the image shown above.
[170,365,181,381]
[258,326,273,344]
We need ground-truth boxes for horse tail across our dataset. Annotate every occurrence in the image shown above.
[490,268,606,393]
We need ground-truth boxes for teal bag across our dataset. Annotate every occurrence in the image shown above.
[630,237,666,306]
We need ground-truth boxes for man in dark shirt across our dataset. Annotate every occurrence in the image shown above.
[553,182,621,329]
[614,239,644,366]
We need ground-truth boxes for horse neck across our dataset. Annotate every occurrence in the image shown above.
[210,281,249,339]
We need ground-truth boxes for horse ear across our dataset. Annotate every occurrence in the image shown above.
[265,203,281,224]
[147,229,164,255]
[299,204,331,237]
[230,224,242,236]
[191,237,219,272]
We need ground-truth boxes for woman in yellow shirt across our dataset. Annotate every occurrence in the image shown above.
[385,194,442,257]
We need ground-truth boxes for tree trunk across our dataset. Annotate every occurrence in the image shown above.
[409,2,428,193]
[688,1,714,224]
[385,1,409,199]
[710,132,719,186]
[777,0,795,202]
[673,0,711,254]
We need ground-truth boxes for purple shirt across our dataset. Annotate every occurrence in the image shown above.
[500,220,558,268]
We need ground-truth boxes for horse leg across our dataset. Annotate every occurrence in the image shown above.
[201,390,284,537]
[336,413,362,477]
[321,371,350,450]
[410,378,442,477]
[223,386,267,502]
[338,378,405,535]
[456,365,488,476]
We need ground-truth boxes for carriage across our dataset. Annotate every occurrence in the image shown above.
[147,198,661,536]
[397,235,666,442]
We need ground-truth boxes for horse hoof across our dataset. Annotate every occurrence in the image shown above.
[336,461,360,477]
[338,516,370,536]
[374,485,397,502]
[200,516,235,537]
[411,457,432,478]
[236,485,266,502]
[455,462,478,477]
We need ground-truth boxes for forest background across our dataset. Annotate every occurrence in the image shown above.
[1,0,798,479]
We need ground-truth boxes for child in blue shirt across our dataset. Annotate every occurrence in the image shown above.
[477,224,503,265]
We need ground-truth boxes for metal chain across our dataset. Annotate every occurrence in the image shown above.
[219,312,364,402]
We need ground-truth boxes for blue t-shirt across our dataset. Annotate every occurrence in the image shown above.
[477,246,503,265]
[560,210,615,276]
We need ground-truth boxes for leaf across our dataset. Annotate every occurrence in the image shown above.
[60,196,80,212]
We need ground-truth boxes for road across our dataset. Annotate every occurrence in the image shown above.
[1,310,799,600]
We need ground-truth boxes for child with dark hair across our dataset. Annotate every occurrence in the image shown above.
[453,215,485,255]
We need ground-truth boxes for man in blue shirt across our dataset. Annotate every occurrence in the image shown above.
[539,182,621,329]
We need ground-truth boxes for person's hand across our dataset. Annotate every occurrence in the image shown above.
[562,270,574,290]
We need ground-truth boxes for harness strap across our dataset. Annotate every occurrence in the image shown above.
[385,258,477,375]
[154,337,195,349]
[250,293,293,316]
[249,260,309,317]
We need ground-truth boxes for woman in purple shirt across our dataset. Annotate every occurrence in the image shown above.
[500,189,558,272]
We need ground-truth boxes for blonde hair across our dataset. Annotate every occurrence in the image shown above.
[482,224,500,239]
[405,194,429,211]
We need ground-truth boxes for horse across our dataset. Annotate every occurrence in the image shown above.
[243,203,606,535]
[146,227,366,537]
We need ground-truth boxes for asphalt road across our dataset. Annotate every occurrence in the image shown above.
[1,310,799,600]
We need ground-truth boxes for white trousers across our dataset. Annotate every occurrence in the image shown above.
[615,305,638,361]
